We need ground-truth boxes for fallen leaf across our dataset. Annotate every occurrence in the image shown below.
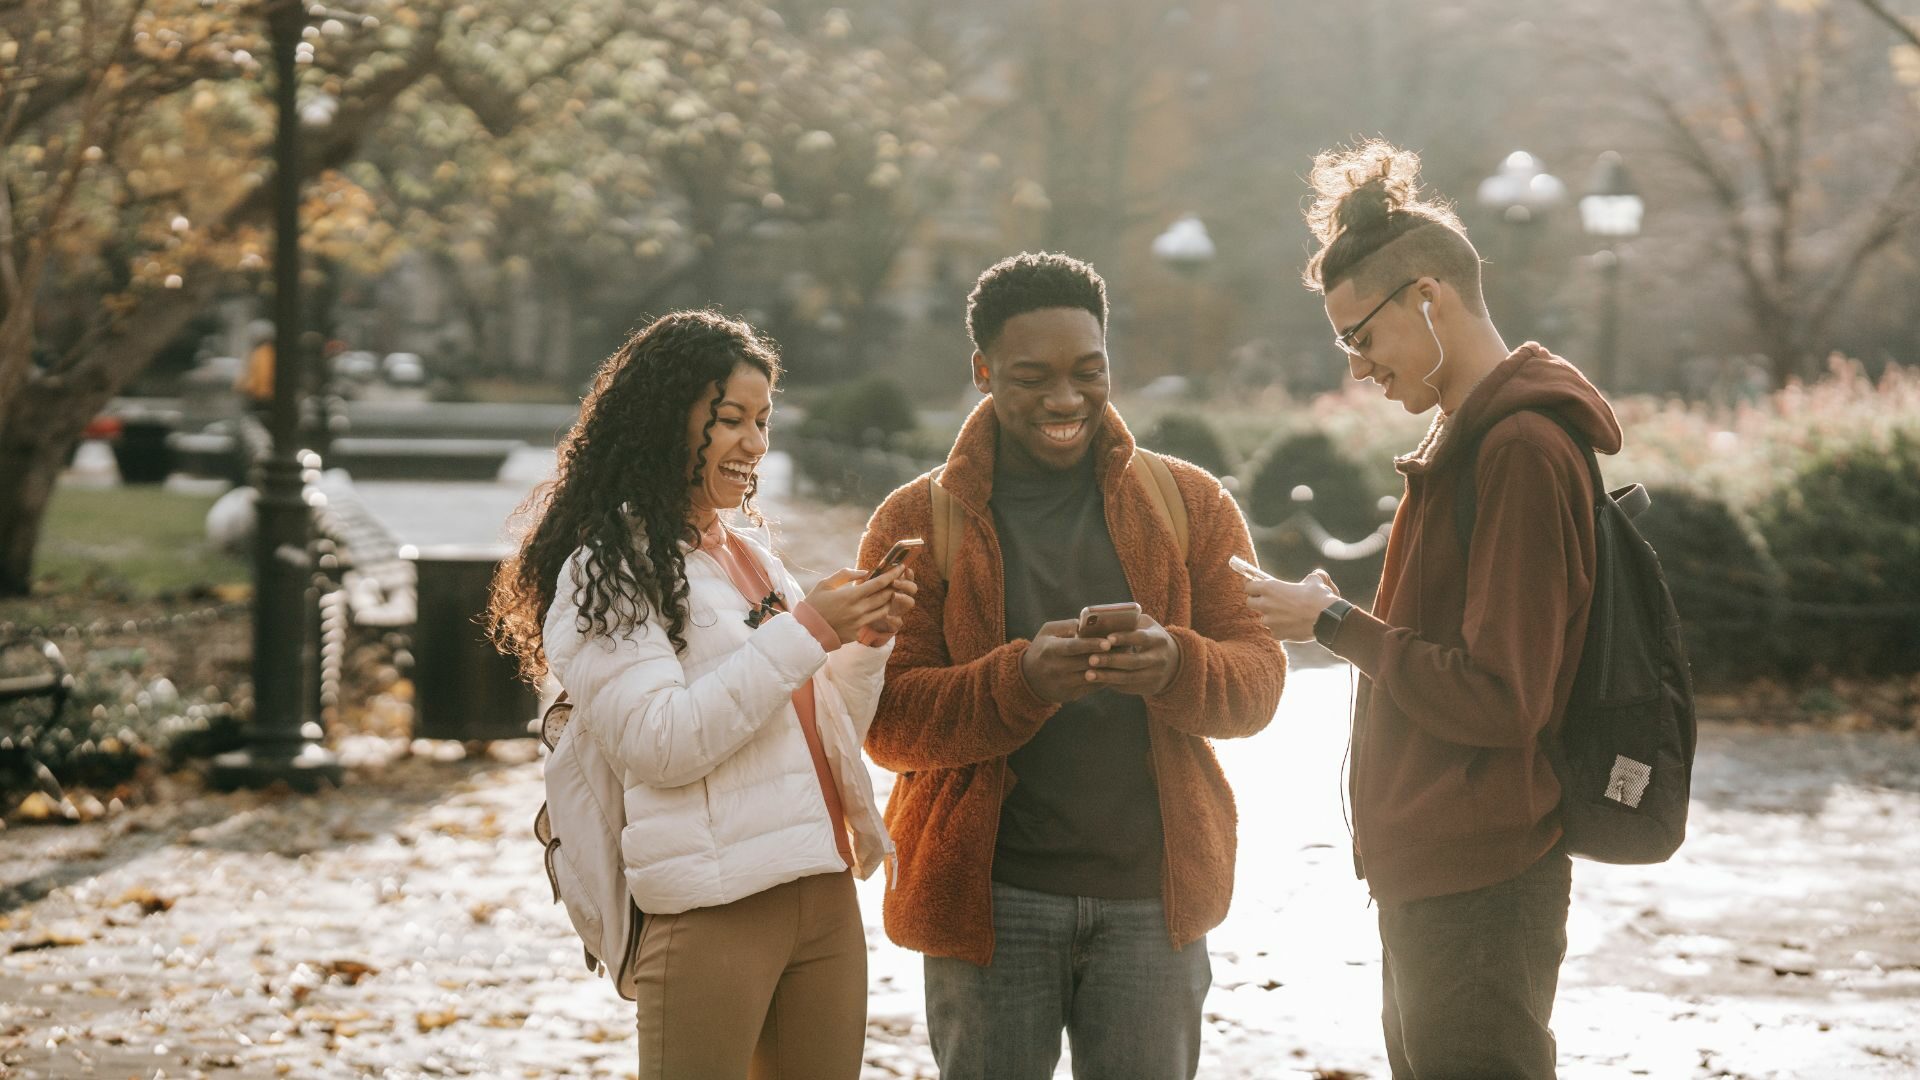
[415,1010,461,1032]
[8,930,90,952]
[15,792,74,822]
[115,887,176,916]
[321,960,378,985]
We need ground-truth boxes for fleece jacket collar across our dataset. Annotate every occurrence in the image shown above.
[935,396,1140,516]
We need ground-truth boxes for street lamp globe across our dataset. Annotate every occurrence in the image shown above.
[1579,151,1643,239]
[1476,150,1566,225]
[299,92,338,128]
[1152,214,1216,274]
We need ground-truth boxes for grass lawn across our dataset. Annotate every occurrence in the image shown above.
[29,485,249,602]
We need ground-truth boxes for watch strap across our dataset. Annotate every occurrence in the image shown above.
[1313,597,1355,647]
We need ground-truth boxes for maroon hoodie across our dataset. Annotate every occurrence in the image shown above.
[1327,344,1623,903]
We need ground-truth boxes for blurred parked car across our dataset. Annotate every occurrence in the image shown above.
[333,350,380,383]
[382,352,427,386]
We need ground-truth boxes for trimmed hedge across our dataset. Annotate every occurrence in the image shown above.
[1139,412,1233,479]
[1632,487,1784,682]
[1754,431,1920,677]
[1,648,242,803]
[1247,432,1390,588]
[796,375,919,447]
[1125,391,1920,683]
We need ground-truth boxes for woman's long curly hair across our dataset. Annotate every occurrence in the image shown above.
[487,310,782,681]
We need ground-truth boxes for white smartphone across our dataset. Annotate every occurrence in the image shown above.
[1229,555,1273,581]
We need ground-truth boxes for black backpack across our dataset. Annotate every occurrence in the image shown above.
[1455,408,1696,864]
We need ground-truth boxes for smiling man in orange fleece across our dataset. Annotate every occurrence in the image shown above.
[857,252,1286,1080]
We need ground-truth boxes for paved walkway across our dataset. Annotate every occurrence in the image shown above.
[3,660,1916,1079]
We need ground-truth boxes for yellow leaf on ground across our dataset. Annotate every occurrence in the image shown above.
[115,887,176,915]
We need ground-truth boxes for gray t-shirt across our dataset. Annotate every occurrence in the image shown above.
[990,452,1166,899]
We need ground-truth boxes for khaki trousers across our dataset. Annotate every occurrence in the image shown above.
[634,870,866,1080]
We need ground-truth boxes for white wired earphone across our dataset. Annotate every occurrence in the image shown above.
[1420,296,1446,397]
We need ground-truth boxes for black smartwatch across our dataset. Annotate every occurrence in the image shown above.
[1313,597,1355,647]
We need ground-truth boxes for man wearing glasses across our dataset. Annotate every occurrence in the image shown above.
[1243,140,1623,1078]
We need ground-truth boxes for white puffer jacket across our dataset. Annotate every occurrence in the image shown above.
[542,524,894,917]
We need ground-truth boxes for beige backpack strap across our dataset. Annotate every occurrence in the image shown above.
[539,690,573,751]
[1130,449,1189,563]
[928,466,965,583]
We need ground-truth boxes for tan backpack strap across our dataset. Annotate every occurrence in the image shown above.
[928,466,963,584]
[539,690,573,750]
[1131,449,1189,563]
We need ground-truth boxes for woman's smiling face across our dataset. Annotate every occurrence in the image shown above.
[686,363,773,516]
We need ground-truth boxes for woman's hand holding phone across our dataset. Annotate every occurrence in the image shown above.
[805,566,907,644]
[857,568,917,645]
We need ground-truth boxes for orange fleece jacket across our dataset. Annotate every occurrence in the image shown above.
[857,398,1287,966]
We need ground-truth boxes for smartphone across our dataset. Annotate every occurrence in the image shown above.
[1077,602,1142,638]
[867,538,924,578]
[1229,555,1273,581]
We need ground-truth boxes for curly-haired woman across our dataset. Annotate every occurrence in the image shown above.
[488,310,914,1079]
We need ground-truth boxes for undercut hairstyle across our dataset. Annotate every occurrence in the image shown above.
[1303,139,1487,315]
[486,310,782,679]
[966,251,1108,354]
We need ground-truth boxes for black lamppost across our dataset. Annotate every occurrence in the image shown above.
[1151,213,1216,373]
[1578,151,1643,390]
[1476,151,1565,343]
[212,1,347,791]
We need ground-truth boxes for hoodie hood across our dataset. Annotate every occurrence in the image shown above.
[1397,343,1623,478]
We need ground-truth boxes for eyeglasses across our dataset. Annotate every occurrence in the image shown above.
[1335,279,1418,358]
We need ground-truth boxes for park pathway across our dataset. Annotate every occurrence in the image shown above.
[3,486,1916,1079]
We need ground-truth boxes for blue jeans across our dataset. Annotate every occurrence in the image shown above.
[923,882,1211,1080]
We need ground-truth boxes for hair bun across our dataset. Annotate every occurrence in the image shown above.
[1336,175,1398,234]
[1304,139,1426,245]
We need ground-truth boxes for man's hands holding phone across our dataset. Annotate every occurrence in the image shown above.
[1020,622,1114,703]
[1020,606,1182,703]
[1083,614,1180,695]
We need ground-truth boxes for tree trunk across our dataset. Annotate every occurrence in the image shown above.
[0,274,220,596]
[0,387,94,596]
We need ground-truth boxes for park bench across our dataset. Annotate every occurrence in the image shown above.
[325,437,521,481]
[0,637,76,805]
[311,472,416,628]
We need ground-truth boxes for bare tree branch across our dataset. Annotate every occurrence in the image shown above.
[1807,141,1920,333]
[1856,0,1920,50]
[1686,0,1783,192]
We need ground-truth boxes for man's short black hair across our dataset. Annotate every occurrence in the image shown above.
[966,252,1108,354]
